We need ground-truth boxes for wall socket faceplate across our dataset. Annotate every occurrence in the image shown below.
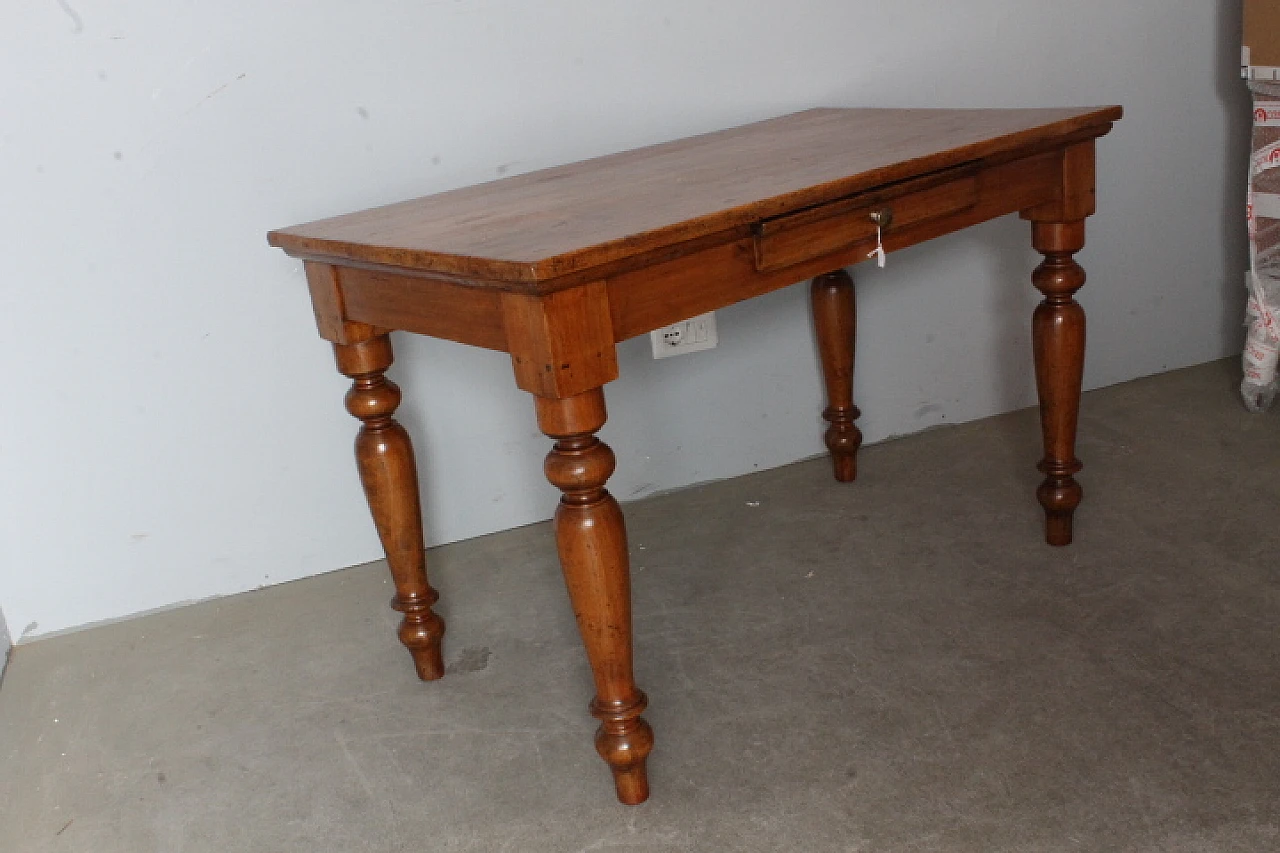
[650,312,718,358]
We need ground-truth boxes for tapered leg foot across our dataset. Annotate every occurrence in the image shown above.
[1037,472,1082,547]
[391,590,446,681]
[536,389,652,804]
[1031,222,1087,546]
[595,697,655,804]
[335,335,446,680]
[811,270,862,482]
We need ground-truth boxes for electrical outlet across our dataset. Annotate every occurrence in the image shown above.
[650,312,717,359]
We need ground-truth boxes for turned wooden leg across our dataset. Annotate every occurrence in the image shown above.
[536,389,653,805]
[334,335,445,680]
[1031,221,1087,546]
[811,269,862,482]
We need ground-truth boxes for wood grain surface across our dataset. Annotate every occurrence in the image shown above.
[268,107,1121,287]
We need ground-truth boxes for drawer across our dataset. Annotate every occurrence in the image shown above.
[752,168,979,272]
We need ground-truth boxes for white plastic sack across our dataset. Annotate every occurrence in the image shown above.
[1243,82,1280,412]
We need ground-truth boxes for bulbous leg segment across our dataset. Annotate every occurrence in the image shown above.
[336,335,446,680]
[593,696,655,805]
[1037,461,1084,547]
[1031,222,1087,546]
[823,405,863,483]
[811,270,862,482]
[391,589,446,681]
[537,389,653,804]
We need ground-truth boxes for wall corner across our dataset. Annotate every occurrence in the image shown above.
[0,607,11,685]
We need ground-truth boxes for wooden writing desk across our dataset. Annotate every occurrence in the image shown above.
[268,106,1122,804]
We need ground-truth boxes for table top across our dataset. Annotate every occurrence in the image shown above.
[268,106,1121,288]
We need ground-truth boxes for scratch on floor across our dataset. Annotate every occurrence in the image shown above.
[574,830,690,851]
[334,729,405,848]
[531,739,549,786]
[55,0,83,34]
[292,688,399,710]
[333,729,377,804]
[370,726,571,740]
[931,697,955,746]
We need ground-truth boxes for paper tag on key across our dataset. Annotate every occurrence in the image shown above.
[867,225,886,268]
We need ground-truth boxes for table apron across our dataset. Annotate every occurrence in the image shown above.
[605,149,1065,342]
[340,266,510,351]
[331,147,1067,353]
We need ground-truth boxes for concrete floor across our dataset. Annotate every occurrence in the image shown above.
[2,359,1279,852]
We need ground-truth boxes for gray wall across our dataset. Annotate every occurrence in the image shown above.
[0,0,1251,637]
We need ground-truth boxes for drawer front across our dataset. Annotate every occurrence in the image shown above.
[753,170,979,273]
